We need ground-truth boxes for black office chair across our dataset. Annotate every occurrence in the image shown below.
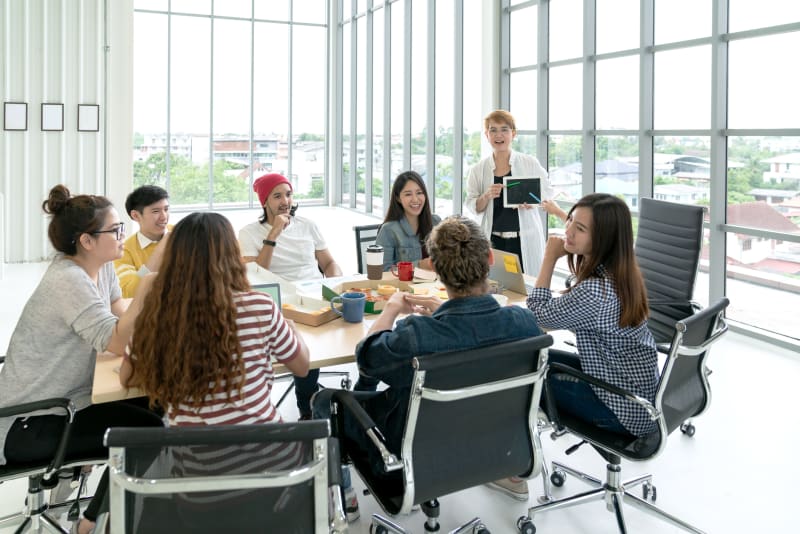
[354,223,382,274]
[0,395,103,534]
[634,198,705,348]
[519,297,729,534]
[328,335,553,534]
[104,421,347,533]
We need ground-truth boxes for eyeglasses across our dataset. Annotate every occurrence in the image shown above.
[93,222,126,241]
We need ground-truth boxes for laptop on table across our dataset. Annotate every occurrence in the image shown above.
[488,249,531,296]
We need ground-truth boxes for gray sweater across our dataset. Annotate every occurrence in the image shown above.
[0,255,121,465]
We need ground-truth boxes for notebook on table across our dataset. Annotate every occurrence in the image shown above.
[488,249,531,295]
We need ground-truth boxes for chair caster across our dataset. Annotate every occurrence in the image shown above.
[341,377,353,389]
[549,469,566,487]
[642,481,657,502]
[680,422,695,437]
[516,515,536,534]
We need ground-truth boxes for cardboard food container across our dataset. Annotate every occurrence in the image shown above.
[323,279,414,314]
[280,294,340,327]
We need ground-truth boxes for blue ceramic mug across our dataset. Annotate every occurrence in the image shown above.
[330,292,366,323]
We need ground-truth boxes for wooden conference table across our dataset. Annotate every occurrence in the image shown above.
[91,278,531,404]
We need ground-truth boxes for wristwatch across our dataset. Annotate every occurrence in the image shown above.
[262,239,277,247]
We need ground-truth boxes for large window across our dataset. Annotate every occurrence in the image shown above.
[336,0,483,219]
[506,0,800,344]
[132,1,328,209]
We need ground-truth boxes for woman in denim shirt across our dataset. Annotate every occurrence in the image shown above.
[375,170,441,271]
[312,216,543,514]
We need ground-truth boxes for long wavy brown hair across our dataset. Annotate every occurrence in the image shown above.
[129,212,251,410]
[565,193,649,328]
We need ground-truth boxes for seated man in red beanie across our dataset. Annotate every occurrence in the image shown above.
[239,173,343,419]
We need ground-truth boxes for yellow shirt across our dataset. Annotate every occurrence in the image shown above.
[114,227,171,297]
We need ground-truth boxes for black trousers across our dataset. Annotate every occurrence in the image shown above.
[4,398,163,521]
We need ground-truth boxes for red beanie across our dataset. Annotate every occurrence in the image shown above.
[253,173,292,206]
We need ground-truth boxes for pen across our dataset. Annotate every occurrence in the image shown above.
[528,191,541,203]
[506,181,521,188]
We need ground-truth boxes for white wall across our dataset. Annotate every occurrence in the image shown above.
[0,0,133,262]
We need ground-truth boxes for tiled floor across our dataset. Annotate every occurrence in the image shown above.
[2,206,799,533]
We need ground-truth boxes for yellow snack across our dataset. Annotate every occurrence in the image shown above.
[319,306,331,312]
[412,287,429,295]
[377,284,398,296]
[437,291,449,300]
[309,309,323,316]
[281,303,296,310]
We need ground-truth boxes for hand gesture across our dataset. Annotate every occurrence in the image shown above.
[269,213,292,240]
[403,294,443,316]
[484,183,504,201]
[544,235,568,259]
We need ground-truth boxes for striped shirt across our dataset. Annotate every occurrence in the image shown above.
[526,266,659,436]
[169,291,300,427]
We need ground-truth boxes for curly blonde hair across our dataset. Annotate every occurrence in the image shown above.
[129,212,251,410]
[426,216,490,295]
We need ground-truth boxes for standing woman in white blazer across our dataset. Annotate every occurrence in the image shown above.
[465,109,558,272]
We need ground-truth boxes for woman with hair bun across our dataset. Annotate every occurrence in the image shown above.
[312,215,543,517]
[0,185,163,534]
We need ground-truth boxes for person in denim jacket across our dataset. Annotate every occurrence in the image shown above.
[313,216,542,513]
[375,170,442,271]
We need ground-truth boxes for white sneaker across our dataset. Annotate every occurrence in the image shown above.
[486,477,529,502]
[344,487,360,522]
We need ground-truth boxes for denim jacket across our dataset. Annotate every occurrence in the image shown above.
[354,295,542,457]
[375,214,442,270]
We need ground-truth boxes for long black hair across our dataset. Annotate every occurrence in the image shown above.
[384,170,434,240]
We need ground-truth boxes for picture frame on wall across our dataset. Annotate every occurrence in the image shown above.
[41,103,64,131]
[78,104,100,132]
[3,102,27,131]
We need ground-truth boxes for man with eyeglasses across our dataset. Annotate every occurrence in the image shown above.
[465,109,556,273]
[114,185,172,298]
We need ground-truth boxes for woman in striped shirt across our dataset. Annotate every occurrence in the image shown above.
[120,212,311,529]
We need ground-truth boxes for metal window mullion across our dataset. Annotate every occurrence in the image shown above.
[349,1,358,208]
[709,0,729,302]
[425,0,435,202]
[166,3,172,191]
[581,0,595,197]
[402,0,411,171]
[248,0,255,207]
[328,1,343,205]
[498,0,509,110]
[365,0,374,213]
[638,0,654,203]
[208,3,215,209]
[382,1,392,210]
[287,0,294,186]
[537,0,547,167]
[452,0,464,215]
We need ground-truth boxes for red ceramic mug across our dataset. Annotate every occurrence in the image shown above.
[391,261,414,282]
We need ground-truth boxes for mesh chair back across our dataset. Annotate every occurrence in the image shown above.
[354,223,382,274]
[404,335,552,506]
[658,297,729,434]
[106,421,331,534]
[634,198,704,343]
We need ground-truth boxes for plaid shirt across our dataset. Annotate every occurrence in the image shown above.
[526,266,658,436]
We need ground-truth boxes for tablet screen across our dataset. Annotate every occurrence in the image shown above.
[503,177,541,208]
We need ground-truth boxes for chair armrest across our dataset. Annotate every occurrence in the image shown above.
[331,390,403,473]
[548,363,659,420]
[0,397,77,479]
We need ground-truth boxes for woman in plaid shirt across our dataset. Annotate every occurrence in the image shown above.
[527,194,658,437]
